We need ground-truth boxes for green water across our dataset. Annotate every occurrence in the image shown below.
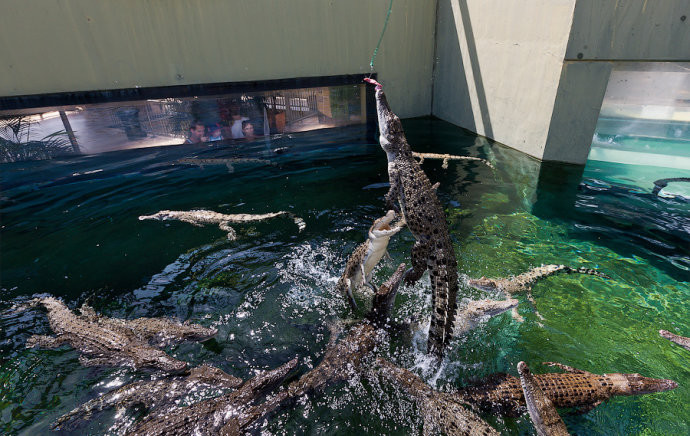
[1,119,688,435]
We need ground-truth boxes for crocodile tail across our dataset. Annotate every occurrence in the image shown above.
[566,266,610,279]
[284,212,306,232]
[427,261,459,357]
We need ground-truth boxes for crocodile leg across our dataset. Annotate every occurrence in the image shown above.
[525,287,545,320]
[362,263,378,293]
[542,362,589,374]
[505,292,525,323]
[404,240,430,286]
[26,335,68,349]
[385,170,402,213]
[218,222,238,240]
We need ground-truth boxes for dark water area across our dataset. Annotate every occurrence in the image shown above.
[1,119,688,435]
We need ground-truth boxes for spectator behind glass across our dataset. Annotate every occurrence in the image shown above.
[184,121,208,144]
[229,103,249,139]
[242,121,256,142]
[207,124,223,142]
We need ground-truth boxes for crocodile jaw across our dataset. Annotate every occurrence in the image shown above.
[608,373,678,395]
[374,88,409,156]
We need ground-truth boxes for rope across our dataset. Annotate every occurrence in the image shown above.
[369,0,394,74]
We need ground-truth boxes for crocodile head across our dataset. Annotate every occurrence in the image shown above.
[368,81,411,158]
[466,276,501,292]
[464,298,519,321]
[608,373,678,395]
[133,346,188,373]
[138,210,174,221]
[369,210,399,238]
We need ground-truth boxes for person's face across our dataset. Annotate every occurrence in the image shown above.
[191,124,205,139]
[242,123,254,136]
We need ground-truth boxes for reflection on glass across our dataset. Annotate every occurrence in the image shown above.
[586,62,690,197]
[0,84,367,163]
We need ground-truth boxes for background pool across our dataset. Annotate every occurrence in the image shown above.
[1,119,688,435]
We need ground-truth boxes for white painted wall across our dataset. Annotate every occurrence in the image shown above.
[432,0,577,159]
[0,0,437,119]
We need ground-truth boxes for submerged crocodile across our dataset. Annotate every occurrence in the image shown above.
[412,152,495,170]
[659,329,690,351]
[458,361,677,416]
[337,210,405,309]
[78,303,217,347]
[467,265,609,321]
[518,361,570,436]
[366,77,459,356]
[139,209,306,240]
[177,157,276,173]
[376,358,499,436]
[453,298,518,338]
[651,177,690,196]
[127,358,298,436]
[53,364,243,430]
[24,297,215,373]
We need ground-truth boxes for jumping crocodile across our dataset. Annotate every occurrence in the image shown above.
[457,361,677,416]
[337,210,405,309]
[659,329,690,351]
[467,265,609,321]
[53,364,243,430]
[139,209,306,240]
[518,361,570,436]
[376,358,499,436]
[24,297,214,373]
[366,77,459,357]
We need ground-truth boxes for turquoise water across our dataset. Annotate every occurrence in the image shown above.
[1,119,688,435]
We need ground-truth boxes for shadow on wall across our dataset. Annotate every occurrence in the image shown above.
[433,0,493,139]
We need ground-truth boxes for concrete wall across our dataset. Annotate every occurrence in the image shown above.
[543,0,690,163]
[432,0,577,159]
[433,0,689,164]
[0,0,437,119]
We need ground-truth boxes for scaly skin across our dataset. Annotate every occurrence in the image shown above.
[139,209,306,240]
[518,361,570,436]
[52,364,243,430]
[458,362,678,417]
[79,304,217,347]
[467,265,609,321]
[337,210,405,309]
[127,358,298,436]
[660,329,690,351]
[24,297,212,373]
[367,78,459,357]
[376,358,499,436]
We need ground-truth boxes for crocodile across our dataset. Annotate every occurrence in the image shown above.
[78,303,217,347]
[457,361,678,417]
[127,358,298,436]
[337,210,405,309]
[177,157,276,173]
[365,77,459,357]
[376,358,499,436]
[651,177,690,196]
[453,298,518,338]
[467,265,609,321]
[139,209,306,240]
[53,364,243,430]
[518,361,570,436]
[659,329,690,351]
[24,297,189,372]
[412,152,495,170]
[225,264,408,434]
